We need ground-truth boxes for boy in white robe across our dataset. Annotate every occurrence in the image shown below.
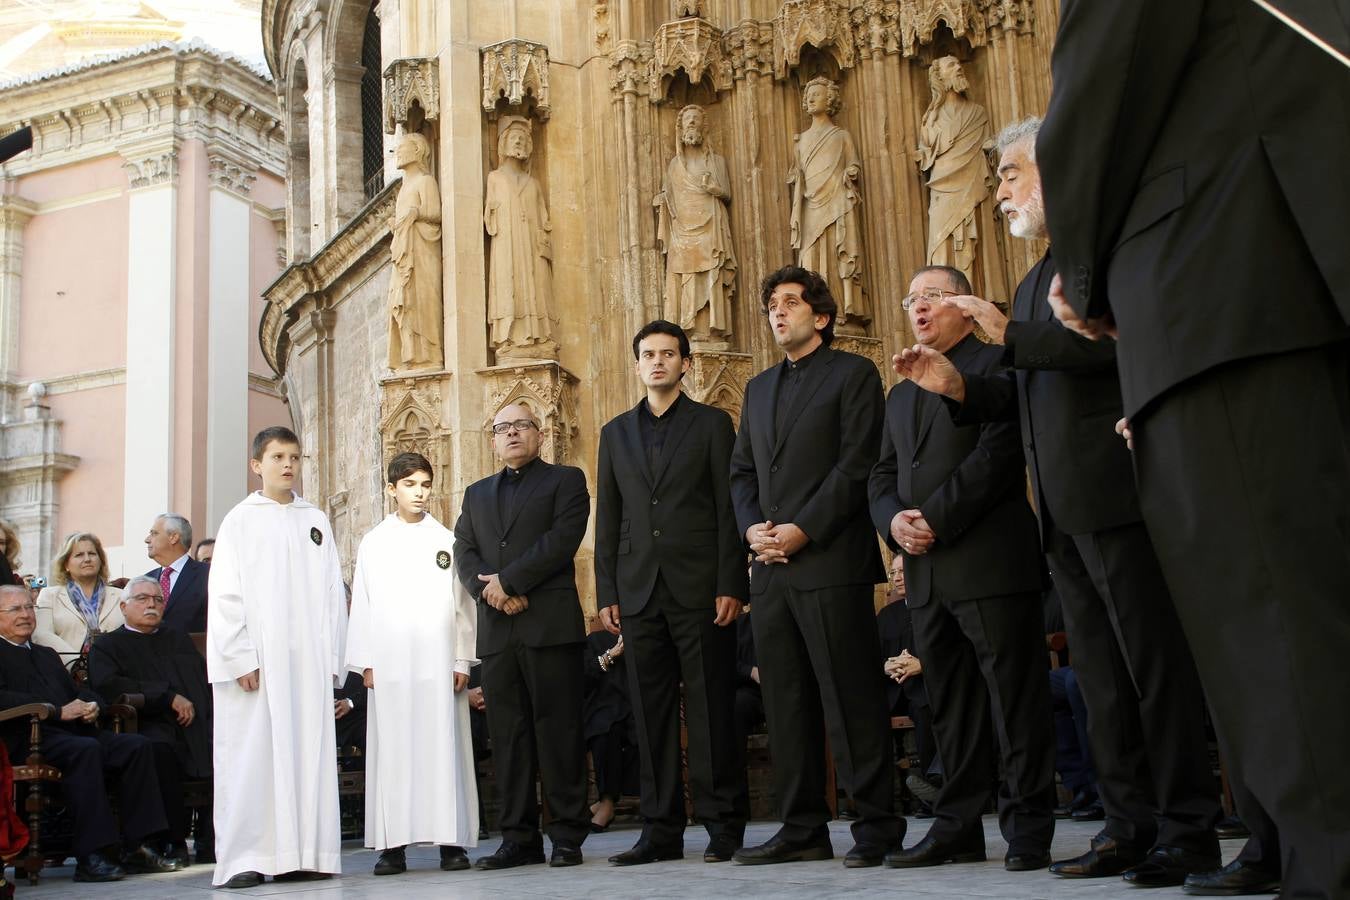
[207,426,347,889]
[345,451,479,875]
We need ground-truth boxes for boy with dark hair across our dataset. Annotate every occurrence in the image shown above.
[346,452,478,876]
[207,427,347,888]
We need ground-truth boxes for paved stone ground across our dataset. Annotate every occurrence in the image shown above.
[10,818,1262,898]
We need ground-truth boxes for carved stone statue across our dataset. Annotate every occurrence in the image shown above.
[387,132,444,371]
[916,56,1009,301]
[654,104,737,346]
[485,116,557,362]
[789,75,868,328]
[673,0,703,17]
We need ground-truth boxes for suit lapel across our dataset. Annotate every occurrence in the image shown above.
[1031,251,1055,322]
[620,405,654,489]
[651,396,695,490]
[915,335,979,454]
[502,461,547,534]
[485,471,507,539]
[771,347,835,459]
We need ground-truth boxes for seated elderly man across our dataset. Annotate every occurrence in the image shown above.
[90,575,213,865]
[0,584,181,882]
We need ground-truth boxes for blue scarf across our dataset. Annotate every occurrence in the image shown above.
[67,579,104,633]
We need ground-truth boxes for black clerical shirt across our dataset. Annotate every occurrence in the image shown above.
[775,344,821,437]
[498,455,541,522]
[639,391,685,472]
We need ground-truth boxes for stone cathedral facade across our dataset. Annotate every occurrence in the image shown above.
[259,0,1056,610]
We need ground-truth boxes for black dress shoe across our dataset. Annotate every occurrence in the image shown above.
[1214,816,1251,841]
[884,833,985,868]
[1071,798,1106,821]
[733,835,833,865]
[220,870,263,888]
[1183,859,1281,896]
[373,846,407,876]
[476,840,546,870]
[273,871,331,881]
[1050,833,1149,878]
[1005,850,1052,871]
[123,843,184,874]
[1122,846,1222,888]
[1055,788,1099,819]
[704,836,740,863]
[550,842,583,867]
[609,840,683,866]
[73,852,126,882]
[440,845,471,871]
[843,842,897,868]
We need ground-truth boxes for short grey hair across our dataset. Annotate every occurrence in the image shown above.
[157,514,193,550]
[995,116,1042,160]
[124,575,162,595]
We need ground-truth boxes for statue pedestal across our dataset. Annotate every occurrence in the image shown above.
[832,334,886,381]
[476,360,580,465]
[379,370,454,523]
[687,349,753,423]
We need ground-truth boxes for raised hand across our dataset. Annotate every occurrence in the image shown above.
[893,345,965,401]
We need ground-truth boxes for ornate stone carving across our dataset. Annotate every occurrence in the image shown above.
[789,76,869,330]
[650,17,732,99]
[481,40,551,121]
[379,373,454,524]
[831,335,886,382]
[725,20,775,81]
[774,0,856,79]
[594,1,613,51]
[207,151,258,197]
[982,0,1036,37]
[485,116,557,364]
[120,149,178,188]
[843,0,1036,59]
[609,40,654,99]
[478,361,579,469]
[383,57,440,134]
[655,105,736,348]
[686,350,752,424]
[673,0,703,16]
[916,56,1009,301]
[388,133,444,371]
[850,0,902,59]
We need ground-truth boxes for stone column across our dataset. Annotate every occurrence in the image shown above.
[0,187,38,420]
[117,137,179,573]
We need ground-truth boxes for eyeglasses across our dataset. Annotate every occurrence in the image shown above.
[490,420,538,435]
[127,594,165,605]
[0,603,36,615]
[901,288,958,310]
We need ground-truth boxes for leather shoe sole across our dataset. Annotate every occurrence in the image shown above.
[610,844,683,866]
[733,841,833,865]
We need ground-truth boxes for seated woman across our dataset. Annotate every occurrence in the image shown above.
[34,532,124,672]
[583,629,638,832]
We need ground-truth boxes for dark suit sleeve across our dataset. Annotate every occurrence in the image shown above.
[868,393,904,551]
[795,359,885,546]
[498,466,590,596]
[453,487,489,600]
[0,661,46,710]
[729,382,761,542]
[593,428,621,610]
[1004,319,1119,371]
[1037,0,1203,317]
[709,409,749,600]
[89,637,173,713]
[949,370,1018,426]
[919,411,1026,544]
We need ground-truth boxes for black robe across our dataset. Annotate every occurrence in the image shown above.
[89,626,212,778]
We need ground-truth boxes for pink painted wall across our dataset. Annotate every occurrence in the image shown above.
[44,384,126,559]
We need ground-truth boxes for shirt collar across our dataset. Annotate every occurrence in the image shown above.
[639,391,684,423]
[782,343,822,372]
[0,635,30,648]
[123,623,158,635]
[168,553,191,574]
[503,456,541,479]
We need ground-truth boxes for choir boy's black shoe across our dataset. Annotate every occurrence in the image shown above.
[609,840,683,866]
[219,870,263,889]
[373,847,407,875]
[733,835,833,865]
[475,841,546,869]
[440,845,471,870]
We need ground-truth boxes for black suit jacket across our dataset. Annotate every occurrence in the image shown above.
[595,395,747,614]
[1038,0,1350,416]
[146,557,209,633]
[953,252,1141,538]
[869,334,1043,608]
[453,459,590,656]
[730,345,885,594]
[0,639,102,755]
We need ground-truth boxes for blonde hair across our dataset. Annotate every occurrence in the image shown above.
[0,519,20,570]
[52,531,110,586]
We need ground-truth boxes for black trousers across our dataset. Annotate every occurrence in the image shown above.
[910,589,1056,854]
[588,722,639,802]
[1049,667,1095,795]
[1133,342,1350,898]
[624,576,748,845]
[752,575,901,849]
[481,640,590,847]
[38,728,168,856]
[1044,517,1220,855]
[1231,777,1281,874]
[148,741,187,843]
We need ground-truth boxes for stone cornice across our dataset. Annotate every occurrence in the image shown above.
[0,45,283,179]
[260,178,399,377]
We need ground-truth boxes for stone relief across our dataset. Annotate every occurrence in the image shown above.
[481,40,552,121]
[387,132,444,371]
[654,104,737,347]
[384,57,440,134]
[484,116,558,363]
[916,55,1009,300]
[789,76,869,330]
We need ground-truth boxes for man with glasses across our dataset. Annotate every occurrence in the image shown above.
[0,584,182,881]
[453,403,591,869]
[91,575,214,865]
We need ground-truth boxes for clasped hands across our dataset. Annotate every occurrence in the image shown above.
[890,509,935,556]
[60,699,100,723]
[478,573,529,615]
[884,649,922,684]
[746,521,808,565]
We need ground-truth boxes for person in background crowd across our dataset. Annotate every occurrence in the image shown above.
[145,514,210,633]
[0,520,23,587]
[877,555,940,808]
[334,670,367,758]
[1049,666,1101,822]
[34,532,124,670]
[732,610,763,757]
[194,539,215,565]
[582,629,638,833]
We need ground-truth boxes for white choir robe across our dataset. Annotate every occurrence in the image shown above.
[345,512,480,850]
[206,492,347,886]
